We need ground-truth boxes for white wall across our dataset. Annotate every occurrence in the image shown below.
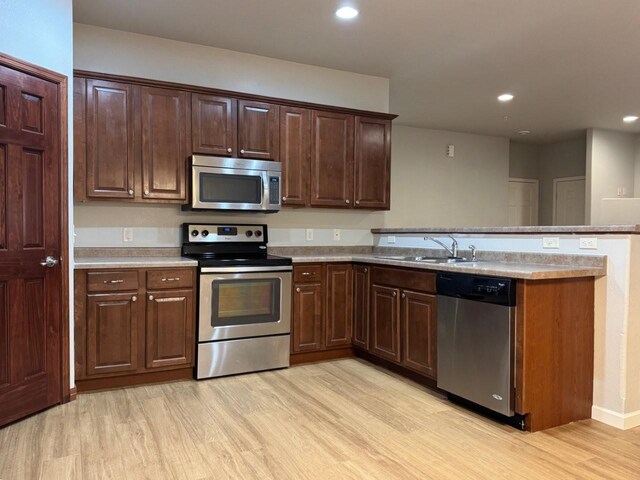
[1,0,74,387]
[375,231,640,429]
[509,142,539,179]
[587,128,638,224]
[383,126,510,227]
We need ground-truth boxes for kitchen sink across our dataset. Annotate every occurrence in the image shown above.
[373,255,474,263]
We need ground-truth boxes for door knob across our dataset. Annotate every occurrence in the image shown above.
[40,256,59,268]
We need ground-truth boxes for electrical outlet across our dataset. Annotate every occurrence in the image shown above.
[446,144,455,157]
[306,229,313,241]
[388,235,396,244]
[123,228,133,243]
[333,229,341,241]
[580,237,598,250]
[542,237,560,249]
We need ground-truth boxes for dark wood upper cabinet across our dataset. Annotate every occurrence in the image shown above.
[325,264,353,348]
[279,106,311,206]
[352,265,370,351]
[140,87,189,201]
[310,111,355,207]
[146,288,194,369]
[237,100,279,160]
[192,94,237,156]
[292,282,324,353]
[84,79,135,199]
[370,284,401,363]
[402,290,437,379]
[354,116,391,210]
[86,292,140,376]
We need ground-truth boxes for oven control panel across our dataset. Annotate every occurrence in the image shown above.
[185,224,267,243]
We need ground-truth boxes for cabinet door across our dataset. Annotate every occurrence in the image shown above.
[146,289,194,369]
[325,264,353,348]
[310,111,354,207]
[292,283,324,353]
[192,94,237,156]
[352,265,370,350]
[402,290,437,378]
[279,106,310,206]
[237,100,279,160]
[370,284,401,363]
[140,86,189,201]
[85,79,135,199]
[86,292,140,375]
[354,117,391,210]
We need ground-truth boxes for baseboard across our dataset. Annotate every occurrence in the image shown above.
[592,405,640,430]
[76,367,194,393]
[290,347,354,365]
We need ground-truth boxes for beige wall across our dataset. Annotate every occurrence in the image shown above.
[383,126,510,227]
[509,142,539,179]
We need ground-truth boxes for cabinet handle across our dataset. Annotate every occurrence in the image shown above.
[128,189,134,195]
[296,288,301,293]
[104,279,124,284]
[227,147,232,153]
[402,293,406,299]
[301,272,313,276]
[148,295,154,301]
[240,149,245,154]
[345,199,350,204]
[132,295,137,302]
[161,277,180,282]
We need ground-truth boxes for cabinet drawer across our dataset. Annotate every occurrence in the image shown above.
[371,266,436,293]
[87,271,139,292]
[146,269,194,290]
[293,265,324,283]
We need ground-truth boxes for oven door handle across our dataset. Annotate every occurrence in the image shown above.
[200,266,293,274]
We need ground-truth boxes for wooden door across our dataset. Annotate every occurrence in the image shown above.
[310,111,354,207]
[291,283,323,353]
[370,285,401,363]
[402,290,437,378]
[237,100,279,160]
[0,63,63,427]
[352,265,370,350]
[140,86,189,201]
[146,289,194,369]
[325,264,353,348]
[192,94,237,156]
[85,79,135,199]
[86,292,140,376]
[279,106,310,206]
[354,117,391,209]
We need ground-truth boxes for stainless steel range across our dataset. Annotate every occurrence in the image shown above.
[181,223,292,379]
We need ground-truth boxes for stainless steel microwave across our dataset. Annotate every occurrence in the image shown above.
[186,155,282,212]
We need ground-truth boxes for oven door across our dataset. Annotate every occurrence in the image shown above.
[192,165,271,211]
[199,267,292,341]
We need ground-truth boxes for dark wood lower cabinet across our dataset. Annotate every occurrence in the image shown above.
[325,264,353,348]
[292,282,324,353]
[401,290,437,379]
[352,265,370,350]
[370,285,401,363]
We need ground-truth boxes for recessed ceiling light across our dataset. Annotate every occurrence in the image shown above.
[623,115,639,123]
[517,130,531,136]
[498,93,514,102]
[335,6,359,19]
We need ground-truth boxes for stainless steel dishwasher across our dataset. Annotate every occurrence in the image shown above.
[436,272,517,418]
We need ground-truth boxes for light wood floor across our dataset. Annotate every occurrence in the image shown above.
[1,359,639,480]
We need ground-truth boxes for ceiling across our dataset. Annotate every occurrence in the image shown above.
[73,0,640,143]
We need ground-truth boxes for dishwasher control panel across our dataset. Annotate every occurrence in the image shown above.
[436,273,516,306]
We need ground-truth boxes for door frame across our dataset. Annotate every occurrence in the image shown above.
[508,177,540,226]
[0,53,71,403]
[552,176,586,226]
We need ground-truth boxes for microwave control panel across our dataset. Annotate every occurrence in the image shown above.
[269,176,280,205]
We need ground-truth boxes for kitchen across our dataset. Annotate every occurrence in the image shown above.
[1,1,640,478]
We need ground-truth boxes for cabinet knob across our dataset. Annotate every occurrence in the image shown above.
[132,295,137,302]
[144,188,149,196]
[148,295,154,301]
[128,189,134,195]
[355,200,360,205]
[282,196,287,201]
[240,149,245,154]
[402,293,406,299]
[364,268,368,273]
[345,199,350,204]
[227,147,232,153]
[296,288,301,293]
[392,291,397,297]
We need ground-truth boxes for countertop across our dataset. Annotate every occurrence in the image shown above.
[371,225,640,235]
[290,254,605,280]
[74,256,199,269]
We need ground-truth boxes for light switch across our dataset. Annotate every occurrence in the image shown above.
[306,229,313,241]
[123,228,133,243]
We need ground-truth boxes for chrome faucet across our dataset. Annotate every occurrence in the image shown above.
[425,235,459,258]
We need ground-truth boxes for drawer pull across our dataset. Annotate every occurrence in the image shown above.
[132,296,137,302]
[161,277,180,282]
[301,272,314,276]
[104,279,124,284]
